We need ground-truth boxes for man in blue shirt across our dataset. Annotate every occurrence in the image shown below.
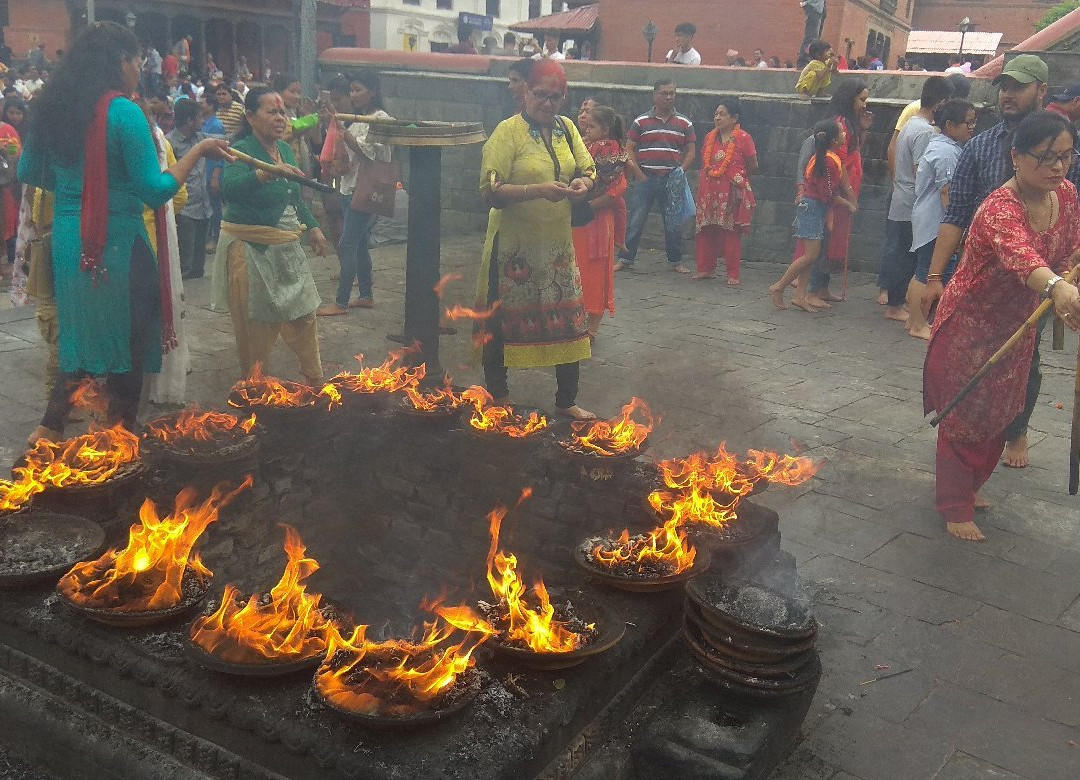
[168,99,212,279]
[922,54,1080,468]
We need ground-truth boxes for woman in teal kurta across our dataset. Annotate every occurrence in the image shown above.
[17,22,231,444]
[210,86,329,384]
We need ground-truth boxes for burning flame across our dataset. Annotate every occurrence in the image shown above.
[568,397,654,455]
[433,272,463,298]
[648,445,819,529]
[190,524,332,663]
[331,351,425,396]
[461,387,548,439]
[445,301,500,321]
[315,603,494,716]
[57,477,253,612]
[229,365,341,411]
[69,378,109,419]
[591,512,698,576]
[401,375,466,413]
[485,490,590,652]
[144,408,257,446]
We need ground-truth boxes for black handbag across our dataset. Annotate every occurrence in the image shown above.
[570,199,594,227]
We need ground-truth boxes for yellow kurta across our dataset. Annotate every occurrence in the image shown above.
[476,114,594,368]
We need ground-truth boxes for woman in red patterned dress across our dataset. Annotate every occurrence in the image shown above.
[924,112,1080,541]
[694,98,757,284]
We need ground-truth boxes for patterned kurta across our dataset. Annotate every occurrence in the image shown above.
[924,182,1080,443]
[476,113,595,368]
[695,127,757,234]
[826,115,862,265]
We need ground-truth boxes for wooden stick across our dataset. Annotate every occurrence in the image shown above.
[227,147,336,194]
[1070,335,1080,495]
[931,264,1080,428]
[331,113,461,128]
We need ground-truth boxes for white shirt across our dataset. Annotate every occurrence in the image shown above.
[337,112,393,196]
[944,66,966,75]
[755,60,769,69]
[666,47,701,65]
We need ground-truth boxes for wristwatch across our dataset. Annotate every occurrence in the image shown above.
[1043,273,1065,300]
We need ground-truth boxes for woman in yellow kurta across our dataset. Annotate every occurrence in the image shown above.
[475,59,597,420]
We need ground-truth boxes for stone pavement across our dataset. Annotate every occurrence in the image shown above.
[1,236,1079,779]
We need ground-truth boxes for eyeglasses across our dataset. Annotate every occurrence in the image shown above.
[1023,148,1078,169]
[529,89,563,105]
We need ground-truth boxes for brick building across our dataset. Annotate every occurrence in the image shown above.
[0,0,367,78]
[911,1,1060,53]
[593,0,915,66]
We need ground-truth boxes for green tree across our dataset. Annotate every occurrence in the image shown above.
[1036,0,1080,32]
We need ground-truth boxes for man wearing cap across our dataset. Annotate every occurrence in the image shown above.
[1047,83,1080,125]
[923,54,1080,469]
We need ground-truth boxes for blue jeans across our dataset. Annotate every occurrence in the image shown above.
[619,173,684,266]
[337,198,377,306]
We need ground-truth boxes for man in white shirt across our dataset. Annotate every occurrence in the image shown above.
[665,23,701,65]
[753,49,769,69]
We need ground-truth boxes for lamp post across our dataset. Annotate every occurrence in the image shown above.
[958,17,972,58]
[642,19,657,63]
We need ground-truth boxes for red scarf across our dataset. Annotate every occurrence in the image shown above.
[81,91,177,352]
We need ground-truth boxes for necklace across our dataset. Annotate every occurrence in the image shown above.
[704,126,739,180]
[1017,181,1054,233]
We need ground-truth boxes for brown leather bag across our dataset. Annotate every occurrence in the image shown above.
[350,153,399,218]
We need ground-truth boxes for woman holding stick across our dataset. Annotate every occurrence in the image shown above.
[211,86,330,384]
[17,22,231,445]
[923,111,1080,541]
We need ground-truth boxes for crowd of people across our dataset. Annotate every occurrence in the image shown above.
[7,21,1080,545]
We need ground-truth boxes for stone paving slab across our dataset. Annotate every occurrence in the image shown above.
[2,235,1080,779]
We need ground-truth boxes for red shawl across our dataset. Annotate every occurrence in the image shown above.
[81,91,177,352]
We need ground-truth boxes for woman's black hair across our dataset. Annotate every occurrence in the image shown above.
[829,78,867,152]
[348,71,383,112]
[935,98,974,130]
[271,73,299,94]
[3,96,27,125]
[589,105,624,144]
[326,74,350,96]
[811,119,840,179]
[26,21,140,164]
[1012,110,1075,155]
[717,97,743,123]
[807,40,831,61]
[235,85,277,140]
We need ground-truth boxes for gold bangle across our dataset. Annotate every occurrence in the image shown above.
[926,273,943,281]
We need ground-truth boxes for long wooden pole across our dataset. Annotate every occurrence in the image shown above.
[227,147,336,194]
[930,264,1080,428]
[1070,335,1080,495]
[331,113,461,128]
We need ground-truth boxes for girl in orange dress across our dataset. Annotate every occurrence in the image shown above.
[572,104,627,338]
[694,98,757,284]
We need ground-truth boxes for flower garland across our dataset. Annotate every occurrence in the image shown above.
[703,127,741,180]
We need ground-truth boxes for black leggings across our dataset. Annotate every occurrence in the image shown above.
[42,239,160,432]
[481,233,580,409]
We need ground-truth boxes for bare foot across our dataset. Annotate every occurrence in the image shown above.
[806,295,832,309]
[1002,436,1029,468]
[613,260,630,272]
[876,289,888,305]
[768,287,788,310]
[947,521,987,541]
[885,306,909,323]
[556,404,597,421]
[907,324,931,340]
[316,303,348,316]
[820,291,843,302]
[27,425,62,448]
[791,298,821,313]
[672,263,691,274]
[727,278,740,286]
[692,272,716,281]
[974,493,991,511]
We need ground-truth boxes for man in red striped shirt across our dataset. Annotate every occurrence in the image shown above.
[616,79,697,272]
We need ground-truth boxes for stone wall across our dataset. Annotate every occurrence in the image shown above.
[320,50,998,269]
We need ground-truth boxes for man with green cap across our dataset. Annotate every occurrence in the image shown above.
[922,54,1079,470]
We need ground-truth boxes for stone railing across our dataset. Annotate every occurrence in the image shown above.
[319,49,998,269]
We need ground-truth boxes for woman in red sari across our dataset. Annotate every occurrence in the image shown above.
[808,80,869,308]
[573,104,627,339]
[694,97,757,284]
[924,111,1080,541]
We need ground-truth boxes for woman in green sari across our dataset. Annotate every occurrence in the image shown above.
[476,58,597,420]
[211,86,329,384]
